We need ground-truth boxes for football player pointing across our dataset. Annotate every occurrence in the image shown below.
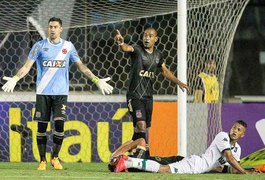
[2,17,113,170]
[115,120,258,174]
[114,28,189,143]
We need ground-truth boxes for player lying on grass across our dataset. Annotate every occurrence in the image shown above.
[109,137,264,173]
[113,120,260,174]
[108,138,184,172]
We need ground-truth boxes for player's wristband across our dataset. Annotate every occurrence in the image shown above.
[222,165,233,173]
[222,165,229,173]
[91,76,99,84]
[13,75,20,81]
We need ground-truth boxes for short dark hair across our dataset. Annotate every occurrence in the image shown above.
[48,17,62,26]
[144,27,157,36]
[235,120,247,129]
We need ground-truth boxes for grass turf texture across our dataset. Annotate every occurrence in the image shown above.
[0,162,264,180]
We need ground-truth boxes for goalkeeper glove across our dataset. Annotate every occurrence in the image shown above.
[92,77,113,95]
[2,76,19,93]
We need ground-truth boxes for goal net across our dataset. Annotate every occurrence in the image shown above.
[0,0,249,162]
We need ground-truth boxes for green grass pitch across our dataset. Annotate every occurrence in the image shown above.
[0,162,263,180]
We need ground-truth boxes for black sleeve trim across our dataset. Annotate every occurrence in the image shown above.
[221,148,230,153]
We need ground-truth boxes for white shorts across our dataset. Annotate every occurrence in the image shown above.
[168,155,204,174]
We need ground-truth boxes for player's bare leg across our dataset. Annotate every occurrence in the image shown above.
[158,165,171,173]
[132,121,147,141]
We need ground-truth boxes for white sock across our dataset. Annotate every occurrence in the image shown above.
[125,157,160,172]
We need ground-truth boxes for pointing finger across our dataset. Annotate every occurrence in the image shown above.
[116,29,121,36]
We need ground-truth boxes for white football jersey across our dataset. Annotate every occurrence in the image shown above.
[169,131,241,174]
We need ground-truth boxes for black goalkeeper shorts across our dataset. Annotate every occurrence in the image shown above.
[33,95,67,122]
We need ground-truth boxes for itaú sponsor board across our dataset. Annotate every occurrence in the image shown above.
[0,101,178,162]
[0,102,133,162]
[222,103,265,158]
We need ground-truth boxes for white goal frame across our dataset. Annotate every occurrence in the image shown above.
[178,0,188,157]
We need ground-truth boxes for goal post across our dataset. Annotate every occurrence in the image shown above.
[0,0,250,162]
[178,0,188,157]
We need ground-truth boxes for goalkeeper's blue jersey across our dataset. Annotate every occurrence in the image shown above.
[28,38,80,95]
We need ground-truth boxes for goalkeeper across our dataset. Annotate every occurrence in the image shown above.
[114,28,189,143]
[1,17,113,170]
[114,120,260,174]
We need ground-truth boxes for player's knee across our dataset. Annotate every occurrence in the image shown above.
[54,118,64,132]
[138,138,146,146]
[158,165,171,173]
[53,119,64,145]
[37,122,48,133]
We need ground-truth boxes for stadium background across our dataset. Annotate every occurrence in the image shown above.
[0,0,265,166]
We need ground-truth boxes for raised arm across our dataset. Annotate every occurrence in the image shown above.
[75,60,113,95]
[2,59,35,93]
[161,63,189,92]
[111,138,146,159]
[114,30,134,53]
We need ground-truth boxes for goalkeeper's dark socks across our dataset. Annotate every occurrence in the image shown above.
[40,156,47,162]
[52,132,63,158]
[37,134,47,162]
[37,144,47,162]
[52,144,62,158]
